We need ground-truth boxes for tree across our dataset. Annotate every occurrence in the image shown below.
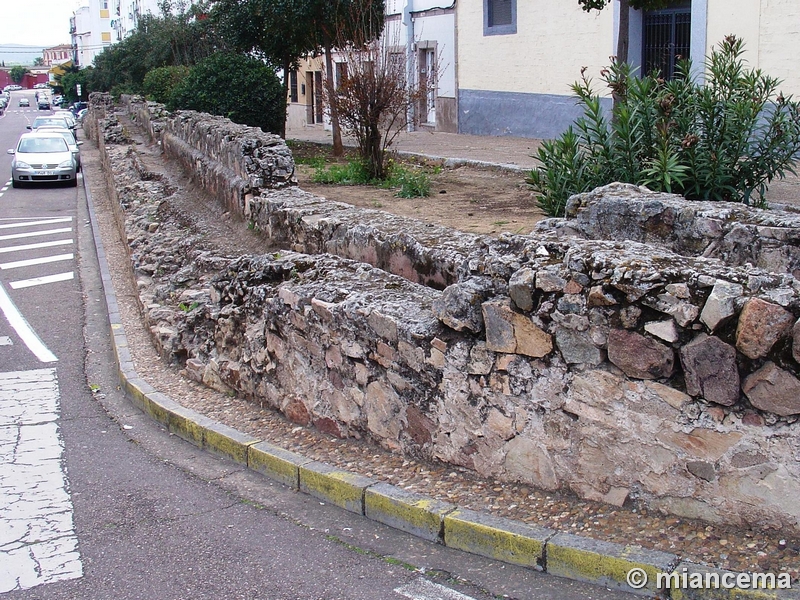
[34,57,44,67]
[9,66,29,84]
[211,0,385,141]
[142,65,190,104]
[324,4,431,180]
[169,52,285,135]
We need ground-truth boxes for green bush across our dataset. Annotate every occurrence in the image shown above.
[387,167,431,198]
[142,66,190,104]
[312,159,372,184]
[528,36,800,216]
[169,52,285,135]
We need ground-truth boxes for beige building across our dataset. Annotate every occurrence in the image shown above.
[43,44,73,67]
[457,0,800,138]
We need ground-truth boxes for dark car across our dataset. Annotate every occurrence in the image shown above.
[70,101,88,115]
[38,97,51,110]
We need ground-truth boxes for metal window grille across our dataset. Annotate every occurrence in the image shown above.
[290,71,298,103]
[488,0,513,27]
[643,6,691,80]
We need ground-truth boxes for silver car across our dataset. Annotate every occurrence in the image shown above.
[7,132,78,188]
[27,116,72,131]
[33,126,83,171]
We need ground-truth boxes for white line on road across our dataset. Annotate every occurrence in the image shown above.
[394,578,478,600]
[0,239,73,254]
[10,272,74,289]
[0,253,74,270]
[0,217,73,230]
[0,227,73,242]
[0,368,83,592]
[0,283,57,363]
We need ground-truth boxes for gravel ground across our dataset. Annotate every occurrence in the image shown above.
[81,119,799,581]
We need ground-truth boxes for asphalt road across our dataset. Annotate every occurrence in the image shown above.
[0,92,637,600]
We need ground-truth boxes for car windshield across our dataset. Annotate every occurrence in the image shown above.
[18,137,69,153]
[32,118,69,129]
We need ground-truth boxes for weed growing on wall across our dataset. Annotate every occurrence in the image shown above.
[528,36,800,216]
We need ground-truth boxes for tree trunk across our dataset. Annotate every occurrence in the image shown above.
[324,44,344,157]
[616,0,630,65]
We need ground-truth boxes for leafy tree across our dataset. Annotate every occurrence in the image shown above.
[34,57,44,67]
[528,36,800,215]
[211,0,384,141]
[143,65,190,104]
[9,66,29,84]
[169,52,285,135]
[60,66,90,104]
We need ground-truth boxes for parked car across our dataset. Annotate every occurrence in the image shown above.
[34,126,82,171]
[53,110,77,129]
[70,101,88,115]
[19,98,30,107]
[75,108,88,123]
[7,131,78,188]
[27,116,71,131]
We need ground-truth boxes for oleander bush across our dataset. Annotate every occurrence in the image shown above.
[528,36,800,216]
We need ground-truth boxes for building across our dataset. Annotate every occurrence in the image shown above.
[286,0,457,134]
[111,0,164,42]
[43,44,73,68]
[456,0,800,139]
[71,0,114,67]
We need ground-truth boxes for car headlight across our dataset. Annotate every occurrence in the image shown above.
[15,161,32,169]
[58,159,74,168]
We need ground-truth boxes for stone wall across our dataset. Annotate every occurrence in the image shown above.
[89,95,800,534]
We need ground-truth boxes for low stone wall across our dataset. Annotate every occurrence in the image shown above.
[90,95,800,535]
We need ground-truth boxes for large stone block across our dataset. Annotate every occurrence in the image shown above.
[680,334,740,406]
[736,298,795,359]
[607,329,674,380]
[743,362,800,416]
[699,281,743,332]
[482,298,553,358]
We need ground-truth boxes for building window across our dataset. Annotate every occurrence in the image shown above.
[484,0,516,36]
[289,71,298,103]
[101,32,111,42]
[643,1,691,80]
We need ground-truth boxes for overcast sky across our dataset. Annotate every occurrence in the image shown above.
[0,0,83,48]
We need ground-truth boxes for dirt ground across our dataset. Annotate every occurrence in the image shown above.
[289,142,547,236]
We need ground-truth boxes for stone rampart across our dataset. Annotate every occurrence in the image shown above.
[89,95,800,534]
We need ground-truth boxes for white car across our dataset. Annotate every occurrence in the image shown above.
[53,109,77,129]
[33,126,83,171]
[7,131,78,188]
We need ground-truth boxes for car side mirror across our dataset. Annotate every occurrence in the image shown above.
[26,125,32,129]
[77,141,84,146]
[7,149,14,154]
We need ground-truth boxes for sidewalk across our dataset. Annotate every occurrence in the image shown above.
[285,125,542,172]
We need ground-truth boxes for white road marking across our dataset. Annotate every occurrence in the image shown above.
[0,368,82,593]
[0,283,57,363]
[0,228,73,242]
[0,217,72,230]
[0,239,73,254]
[10,272,74,290]
[394,578,478,600]
[0,253,74,270]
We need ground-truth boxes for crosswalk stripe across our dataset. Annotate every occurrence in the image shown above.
[0,239,73,254]
[0,228,73,242]
[395,577,478,600]
[0,283,56,363]
[10,272,74,289]
[0,217,72,230]
[0,253,74,270]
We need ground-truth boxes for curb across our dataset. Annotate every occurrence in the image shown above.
[82,153,799,600]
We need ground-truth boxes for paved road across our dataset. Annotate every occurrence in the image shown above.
[0,101,636,599]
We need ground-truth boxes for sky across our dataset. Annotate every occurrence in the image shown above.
[0,0,83,48]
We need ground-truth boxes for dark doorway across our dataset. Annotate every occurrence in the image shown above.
[643,1,691,79]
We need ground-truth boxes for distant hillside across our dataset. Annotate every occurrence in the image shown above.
[0,44,46,66]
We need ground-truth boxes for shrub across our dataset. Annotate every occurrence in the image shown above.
[169,52,285,135]
[142,66,190,104]
[528,36,800,216]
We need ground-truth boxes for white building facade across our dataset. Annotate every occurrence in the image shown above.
[111,0,164,42]
[71,0,114,67]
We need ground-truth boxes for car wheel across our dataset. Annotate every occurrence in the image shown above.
[11,179,22,188]
[69,177,78,188]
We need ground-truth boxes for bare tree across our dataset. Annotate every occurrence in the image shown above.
[324,2,433,180]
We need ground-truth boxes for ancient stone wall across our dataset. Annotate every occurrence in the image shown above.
[89,95,800,534]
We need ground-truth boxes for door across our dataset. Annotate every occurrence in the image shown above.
[418,48,436,126]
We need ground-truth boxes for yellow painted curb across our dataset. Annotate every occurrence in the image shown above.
[546,532,677,597]
[444,508,554,568]
[365,482,455,543]
[670,562,798,600]
[248,442,310,490]
[299,461,376,514]
[203,421,259,465]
